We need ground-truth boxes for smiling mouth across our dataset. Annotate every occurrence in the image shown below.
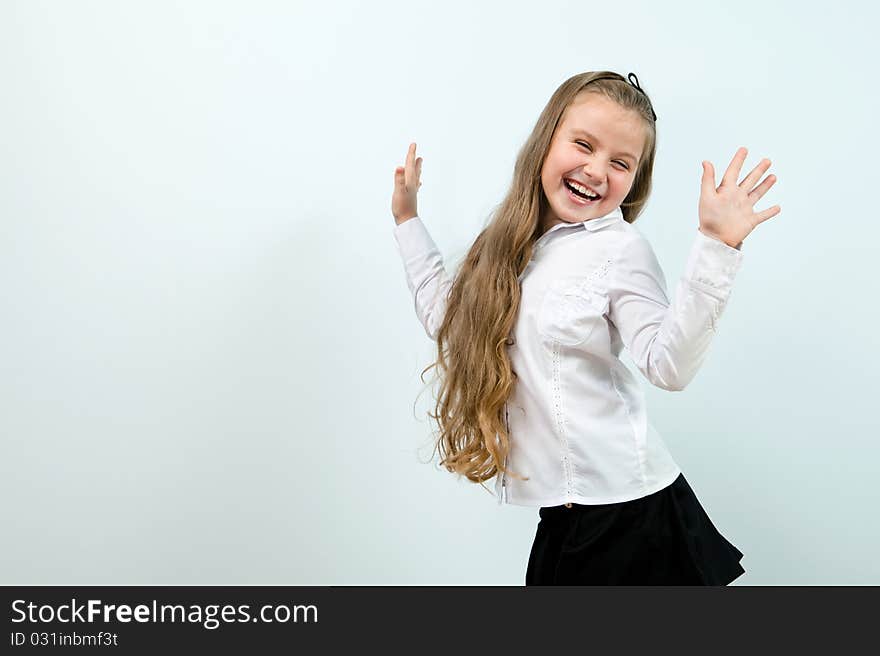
[563,179,601,203]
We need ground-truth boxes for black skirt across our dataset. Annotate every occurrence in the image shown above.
[525,472,745,586]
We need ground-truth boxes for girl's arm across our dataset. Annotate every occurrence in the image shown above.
[608,146,780,390]
[606,230,743,391]
[391,142,450,340]
[393,218,452,341]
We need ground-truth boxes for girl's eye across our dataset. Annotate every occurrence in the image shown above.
[575,141,629,170]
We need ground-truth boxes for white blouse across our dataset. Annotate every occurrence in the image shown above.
[393,206,744,507]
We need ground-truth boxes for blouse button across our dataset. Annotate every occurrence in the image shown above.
[564,503,572,508]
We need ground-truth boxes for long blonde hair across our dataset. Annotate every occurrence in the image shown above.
[420,71,659,493]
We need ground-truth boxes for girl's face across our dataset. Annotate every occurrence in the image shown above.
[539,92,647,234]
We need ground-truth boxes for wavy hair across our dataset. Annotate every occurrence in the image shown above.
[419,71,659,494]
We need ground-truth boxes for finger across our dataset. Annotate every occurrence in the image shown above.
[747,173,777,202]
[754,204,782,225]
[405,142,417,186]
[701,161,716,196]
[395,166,406,185]
[721,147,748,188]
[740,158,771,191]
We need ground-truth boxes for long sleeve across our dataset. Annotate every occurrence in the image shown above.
[606,229,744,391]
[392,216,453,341]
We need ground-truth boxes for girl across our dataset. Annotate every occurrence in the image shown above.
[390,71,780,586]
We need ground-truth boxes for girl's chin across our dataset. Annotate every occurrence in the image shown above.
[556,196,603,221]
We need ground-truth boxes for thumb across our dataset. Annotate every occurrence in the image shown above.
[394,167,405,184]
[700,161,715,195]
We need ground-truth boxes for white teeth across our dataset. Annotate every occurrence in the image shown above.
[566,179,599,198]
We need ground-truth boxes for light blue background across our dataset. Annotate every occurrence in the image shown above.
[1,0,876,585]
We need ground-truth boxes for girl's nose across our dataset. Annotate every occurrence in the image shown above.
[582,160,605,183]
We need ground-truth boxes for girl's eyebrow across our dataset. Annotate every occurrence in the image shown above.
[569,129,638,163]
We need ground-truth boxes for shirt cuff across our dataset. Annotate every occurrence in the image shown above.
[683,229,744,297]
[393,216,436,256]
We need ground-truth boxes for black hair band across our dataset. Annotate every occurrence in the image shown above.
[590,72,658,122]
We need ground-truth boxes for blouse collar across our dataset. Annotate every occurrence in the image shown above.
[534,206,624,250]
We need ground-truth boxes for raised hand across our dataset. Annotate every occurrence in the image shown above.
[699,147,781,249]
[392,142,423,225]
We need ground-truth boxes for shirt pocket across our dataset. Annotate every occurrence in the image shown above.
[537,277,609,347]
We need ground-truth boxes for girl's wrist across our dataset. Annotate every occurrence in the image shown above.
[395,214,417,225]
[698,226,741,250]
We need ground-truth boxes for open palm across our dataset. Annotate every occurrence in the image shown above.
[699,147,781,248]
